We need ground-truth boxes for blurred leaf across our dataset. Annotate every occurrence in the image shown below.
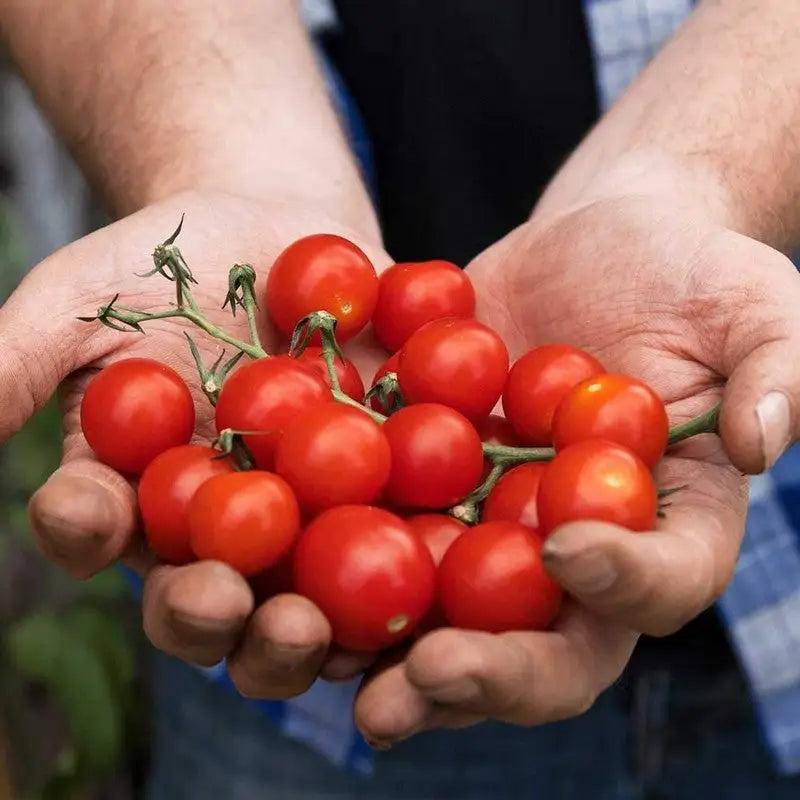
[1,396,61,495]
[62,607,135,691]
[78,570,128,602]
[6,612,122,774]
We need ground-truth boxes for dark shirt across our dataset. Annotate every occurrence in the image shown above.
[323,0,736,677]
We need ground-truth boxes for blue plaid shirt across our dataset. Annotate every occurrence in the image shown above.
[152,0,800,777]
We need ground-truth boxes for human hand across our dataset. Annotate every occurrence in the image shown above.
[354,193,800,746]
[0,189,391,696]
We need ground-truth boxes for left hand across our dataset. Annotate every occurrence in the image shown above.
[355,192,800,746]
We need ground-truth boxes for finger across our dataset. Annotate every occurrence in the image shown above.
[142,561,254,667]
[356,606,636,744]
[715,239,800,473]
[27,371,145,579]
[28,457,142,579]
[542,455,747,636]
[320,647,376,682]
[226,594,331,699]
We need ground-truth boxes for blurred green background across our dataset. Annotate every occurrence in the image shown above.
[0,201,150,798]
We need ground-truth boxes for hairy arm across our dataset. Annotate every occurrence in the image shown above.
[0,0,377,233]
[536,0,800,252]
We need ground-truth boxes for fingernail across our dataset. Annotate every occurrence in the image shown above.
[543,541,617,594]
[420,677,481,705]
[169,610,240,637]
[260,638,323,671]
[756,391,792,470]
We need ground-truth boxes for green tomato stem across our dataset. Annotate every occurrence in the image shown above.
[667,403,720,445]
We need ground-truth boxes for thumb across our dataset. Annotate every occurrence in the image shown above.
[717,244,800,474]
[1,275,143,577]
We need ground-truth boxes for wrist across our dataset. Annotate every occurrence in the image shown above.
[534,148,746,238]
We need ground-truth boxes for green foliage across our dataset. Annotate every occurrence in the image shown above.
[1,401,145,797]
[6,611,122,774]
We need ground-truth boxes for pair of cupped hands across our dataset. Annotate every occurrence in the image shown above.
[1,186,798,748]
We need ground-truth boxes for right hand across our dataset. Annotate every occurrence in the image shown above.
[1,189,391,697]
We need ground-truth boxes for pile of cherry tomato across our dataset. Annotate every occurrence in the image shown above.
[80,232,672,653]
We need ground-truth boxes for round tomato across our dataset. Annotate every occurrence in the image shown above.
[407,514,467,564]
[476,413,521,480]
[138,445,235,565]
[81,358,195,475]
[502,344,604,445]
[295,346,365,401]
[383,403,484,509]
[482,462,547,530]
[537,439,658,536]
[552,373,668,467]
[275,404,391,514]
[398,318,509,421]
[407,513,467,631]
[438,521,562,633]
[249,549,296,602]
[189,471,300,577]
[371,260,476,352]
[214,356,330,470]
[266,234,378,342]
[369,351,401,413]
[293,505,436,651]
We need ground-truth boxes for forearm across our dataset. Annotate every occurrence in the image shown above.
[536,0,800,252]
[0,0,376,233]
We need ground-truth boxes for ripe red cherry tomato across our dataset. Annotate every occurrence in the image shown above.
[398,318,509,421]
[407,513,468,631]
[552,373,668,467]
[294,505,436,651]
[482,462,547,530]
[266,234,379,342]
[189,471,300,577]
[371,260,476,352]
[214,356,330,470]
[438,522,562,633]
[407,514,467,564]
[295,346,365,401]
[80,358,195,476]
[369,351,401,412]
[537,439,658,536]
[250,549,297,602]
[275,404,391,514]
[476,413,521,480]
[502,344,604,445]
[138,445,235,565]
[383,404,484,509]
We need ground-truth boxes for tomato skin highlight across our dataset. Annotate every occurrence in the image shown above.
[369,351,401,412]
[188,471,301,577]
[552,373,668,467]
[293,505,436,651]
[138,445,235,565]
[502,344,604,445]
[438,522,562,633]
[372,260,476,352]
[482,462,547,531]
[214,356,331,470]
[295,346,365,401]
[398,318,509,422]
[382,403,484,509]
[266,234,379,342]
[537,439,658,537]
[80,358,195,476]
[275,404,391,514]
